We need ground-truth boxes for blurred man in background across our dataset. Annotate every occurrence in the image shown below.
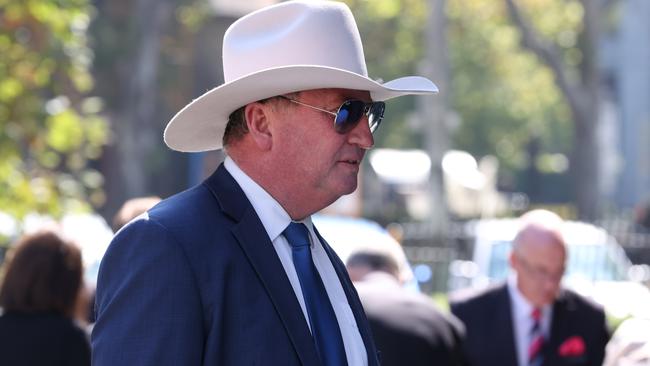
[111,196,162,233]
[451,209,609,366]
[86,195,163,325]
[347,249,467,366]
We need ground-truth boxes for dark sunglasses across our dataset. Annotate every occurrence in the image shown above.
[278,95,385,134]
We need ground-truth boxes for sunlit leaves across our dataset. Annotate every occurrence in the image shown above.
[524,0,583,40]
[176,3,210,32]
[46,109,84,152]
[344,0,577,170]
[448,0,574,181]
[370,0,402,19]
[0,78,23,101]
[0,0,108,219]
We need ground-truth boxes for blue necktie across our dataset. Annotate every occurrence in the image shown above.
[283,222,348,366]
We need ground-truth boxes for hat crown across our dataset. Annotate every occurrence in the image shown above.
[223,1,368,82]
[164,0,438,152]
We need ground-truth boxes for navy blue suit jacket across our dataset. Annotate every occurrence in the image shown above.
[450,283,609,366]
[92,164,379,365]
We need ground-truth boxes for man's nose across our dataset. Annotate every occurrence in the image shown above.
[347,116,374,150]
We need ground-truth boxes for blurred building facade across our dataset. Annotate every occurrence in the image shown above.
[608,0,650,209]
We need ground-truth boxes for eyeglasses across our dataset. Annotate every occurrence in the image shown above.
[515,252,564,283]
[278,95,385,134]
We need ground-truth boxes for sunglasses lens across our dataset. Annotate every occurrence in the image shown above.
[335,100,365,133]
[334,100,386,134]
[334,108,349,126]
[368,102,385,133]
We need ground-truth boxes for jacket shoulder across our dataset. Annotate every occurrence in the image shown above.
[449,283,507,309]
[557,287,606,316]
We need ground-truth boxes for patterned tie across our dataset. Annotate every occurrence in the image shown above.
[282,222,348,366]
[528,308,544,366]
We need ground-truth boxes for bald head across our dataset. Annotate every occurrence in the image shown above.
[346,250,400,283]
[112,196,162,232]
[510,209,567,307]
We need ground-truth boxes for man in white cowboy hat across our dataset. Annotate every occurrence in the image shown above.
[92,1,438,365]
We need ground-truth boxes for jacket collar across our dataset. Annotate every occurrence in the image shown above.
[204,164,379,365]
[204,164,321,365]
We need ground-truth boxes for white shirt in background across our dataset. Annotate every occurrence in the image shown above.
[508,275,553,366]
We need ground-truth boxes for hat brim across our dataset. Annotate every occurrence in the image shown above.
[164,65,439,152]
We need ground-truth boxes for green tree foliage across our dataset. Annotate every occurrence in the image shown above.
[448,0,579,187]
[348,0,581,193]
[0,0,108,219]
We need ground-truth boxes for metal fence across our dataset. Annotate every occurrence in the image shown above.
[399,221,468,294]
[399,219,650,295]
[598,219,650,265]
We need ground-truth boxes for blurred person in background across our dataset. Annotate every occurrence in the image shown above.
[634,201,650,231]
[91,1,438,365]
[347,249,468,366]
[85,195,163,325]
[111,196,162,233]
[450,209,609,366]
[0,230,91,366]
[604,316,650,366]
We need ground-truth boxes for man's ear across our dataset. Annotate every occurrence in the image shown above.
[244,102,273,150]
[509,250,518,270]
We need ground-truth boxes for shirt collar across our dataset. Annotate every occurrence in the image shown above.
[507,274,550,321]
[224,157,313,242]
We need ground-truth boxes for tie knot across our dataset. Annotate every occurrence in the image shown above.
[283,222,311,249]
[531,308,541,321]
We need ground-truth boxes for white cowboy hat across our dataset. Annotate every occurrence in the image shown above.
[164,0,439,152]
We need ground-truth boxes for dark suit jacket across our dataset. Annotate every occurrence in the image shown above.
[450,283,609,366]
[92,164,379,365]
[355,273,467,366]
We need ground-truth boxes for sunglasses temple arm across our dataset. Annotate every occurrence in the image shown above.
[286,97,338,118]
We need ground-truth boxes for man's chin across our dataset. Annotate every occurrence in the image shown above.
[341,182,358,195]
[326,183,358,204]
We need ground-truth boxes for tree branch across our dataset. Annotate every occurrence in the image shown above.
[579,0,600,92]
[504,0,582,115]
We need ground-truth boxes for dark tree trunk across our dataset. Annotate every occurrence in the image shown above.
[422,0,450,234]
[92,0,177,221]
[504,0,603,220]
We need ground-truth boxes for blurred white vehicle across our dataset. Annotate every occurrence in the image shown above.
[449,218,650,319]
[313,214,419,292]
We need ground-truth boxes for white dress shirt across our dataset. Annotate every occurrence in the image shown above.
[508,275,552,366]
[224,157,368,366]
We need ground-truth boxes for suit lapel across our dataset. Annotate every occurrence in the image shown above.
[204,165,320,365]
[543,292,570,366]
[314,227,380,366]
[499,285,520,366]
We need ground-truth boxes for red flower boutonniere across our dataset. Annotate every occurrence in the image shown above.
[558,336,586,357]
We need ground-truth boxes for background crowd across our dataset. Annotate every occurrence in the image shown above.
[2,203,649,365]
